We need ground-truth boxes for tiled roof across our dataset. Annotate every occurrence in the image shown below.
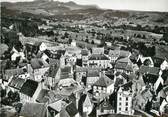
[102,114,140,117]
[92,47,104,54]
[61,66,71,73]
[117,57,131,63]
[119,50,131,58]
[139,65,160,76]
[141,89,153,101]
[121,81,133,91]
[125,64,133,72]
[65,102,78,117]
[60,108,69,117]
[20,79,38,97]
[115,58,133,72]
[34,41,42,47]
[48,99,63,112]
[121,72,129,80]
[60,74,73,80]
[76,66,87,72]
[60,66,73,79]
[83,94,92,108]
[154,45,168,60]
[93,74,113,87]
[108,50,120,57]
[81,49,89,56]
[8,77,26,90]
[47,91,63,103]
[87,70,99,77]
[88,54,110,60]
[108,50,130,58]
[49,58,60,66]
[76,66,101,73]
[36,89,49,103]
[20,102,46,117]
[4,68,24,81]
[99,98,114,110]
[115,62,127,69]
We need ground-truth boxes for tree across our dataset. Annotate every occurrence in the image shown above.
[64,32,69,38]
[85,39,89,43]
[68,38,72,44]
[3,31,22,50]
[136,24,142,31]
[143,59,151,66]
[91,40,94,44]
[0,89,6,98]
[14,21,39,37]
[8,90,14,99]
[147,46,155,57]
[55,32,59,36]
[145,100,152,113]
[138,42,148,56]
[1,98,12,105]
[46,30,54,37]
[161,70,168,81]
[162,32,168,43]
[54,37,58,42]
[142,35,146,39]
[13,92,20,102]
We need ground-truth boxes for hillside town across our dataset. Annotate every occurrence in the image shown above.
[1,0,168,117]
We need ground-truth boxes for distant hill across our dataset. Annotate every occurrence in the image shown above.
[1,1,168,26]
[1,0,99,16]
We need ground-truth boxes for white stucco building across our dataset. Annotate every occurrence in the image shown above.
[117,86,134,115]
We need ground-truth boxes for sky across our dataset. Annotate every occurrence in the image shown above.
[1,0,168,12]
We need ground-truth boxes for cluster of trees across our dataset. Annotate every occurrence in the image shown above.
[112,24,168,34]
[161,28,168,43]
[61,32,70,39]
[13,21,40,37]
[1,30,23,51]
[2,16,41,37]
[1,89,20,106]
[134,33,146,39]
[129,42,155,57]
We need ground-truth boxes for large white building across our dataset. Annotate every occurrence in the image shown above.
[87,54,111,69]
[116,83,134,115]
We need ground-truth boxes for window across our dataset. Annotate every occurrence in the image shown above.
[126,97,128,101]
[125,107,128,111]
[126,102,128,106]
[119,108,121,111]
[119,97,122,101]
[119,102,121,106]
